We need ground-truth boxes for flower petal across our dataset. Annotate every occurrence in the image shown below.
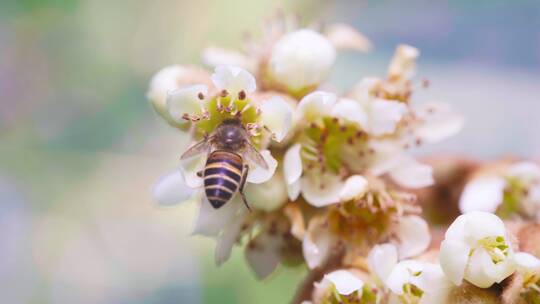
[193,195,244,237]
[387,44,419,80]
[439,239,470,286]
[395,215,431,258]
[368,99,407,136]
[147,65,210,125]
[152,170,194,206]
[339,175,368,202]
[297,91,337,122]
[202,47,253,70]
[417,264,451,303]
[464,248,510,288]
[244,171,288,212]
[462,211,506,241]
[367,243,398,282]
[459,177,505,214]
[211,65,256,96]
[283,203,306,240]
[246,150,278,184]
[414,102,464,144]
[324,270,364,296]
[303,217,335,269]
[269,29,336,91]
[301,172,343,207]
[259,96,293,142]
[332,98,368,129]
[284,144,303,185]
[389,155,434,189]
[515,251,540,272]
[179,153,206,188]
[385,260,424,294]
[215,209,246,265]
[245,232,282,279]
[507,162,540,179]
[324,23,371,52]
[288,179,301,201]
[167,84,208,122]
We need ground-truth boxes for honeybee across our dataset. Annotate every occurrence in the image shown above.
[181,119,268,210]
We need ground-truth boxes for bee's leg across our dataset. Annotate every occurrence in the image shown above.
[239,164,251,212]
[196,170,203,178]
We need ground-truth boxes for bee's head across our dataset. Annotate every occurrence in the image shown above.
[215,119,246,150]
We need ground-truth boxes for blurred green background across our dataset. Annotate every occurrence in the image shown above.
[1,0,539,303]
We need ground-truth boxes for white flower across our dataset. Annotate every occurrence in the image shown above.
[507,162,540,218]
[514,251,540,290]
[284,91,348,207]
[166,66,293,145]
[268,29,336,92]
[439,211,516,288]
[459,162,540,218]
[385,260,451,304]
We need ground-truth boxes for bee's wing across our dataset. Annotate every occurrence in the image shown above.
[181,137,213,159]
[243,141,269,170]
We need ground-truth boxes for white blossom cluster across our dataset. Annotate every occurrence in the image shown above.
[147,16,540,304]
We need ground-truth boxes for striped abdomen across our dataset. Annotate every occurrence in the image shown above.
[203,150,244,208]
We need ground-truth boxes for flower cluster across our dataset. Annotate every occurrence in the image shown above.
[147,16,540,304]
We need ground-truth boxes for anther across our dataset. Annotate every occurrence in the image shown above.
[347,137,354,145]
[220,90,228,97]
[197,92,205,100]
[238,90,246,100]
[340,125,347,132]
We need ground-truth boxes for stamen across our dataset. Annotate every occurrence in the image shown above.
[238,90,246,100]
[197,92,205,100]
